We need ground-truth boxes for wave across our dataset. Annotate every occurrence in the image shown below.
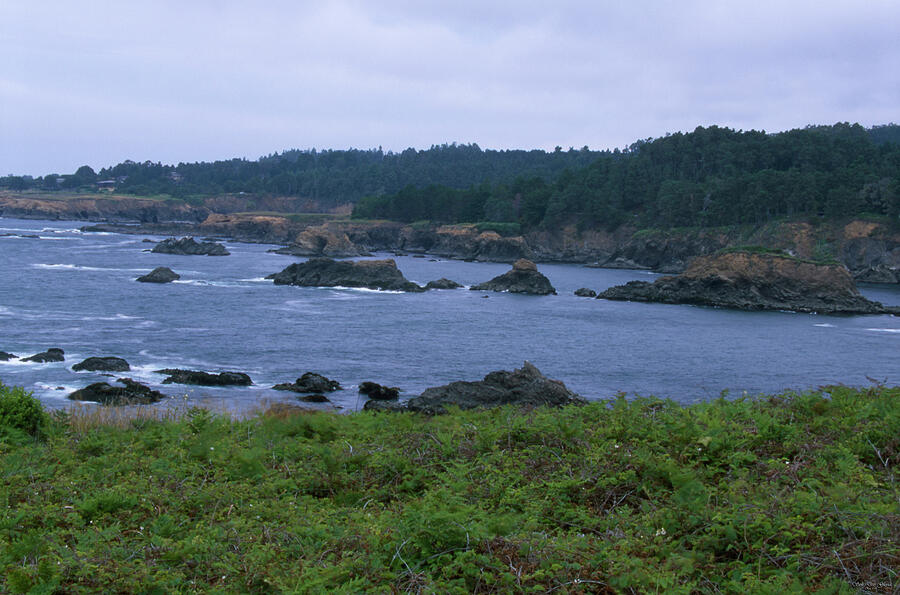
[239,277,271,283]
[330,286,405,294]
[866,328,900,334]
[32,263,151,273]
[814,323,835,328]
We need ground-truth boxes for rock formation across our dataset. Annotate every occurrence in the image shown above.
[425,278,462,290]
[269,258,425,292]
[72,356,131,372]
[359,382,400,400]
[22,348,65,363]
[136,267,180,283]
[151,237,229,256]
[597,251,900,315]
[155,369,252,386]
[0,351,17,361]
[364,362,585,413]
[68,378,166,405]
[273,372,341,393]
[574,288,597,297]
[470,259,556,295]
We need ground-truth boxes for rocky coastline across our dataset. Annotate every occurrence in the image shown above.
[74,210,900,283]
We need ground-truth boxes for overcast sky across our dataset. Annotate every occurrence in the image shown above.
[2,1,898,176]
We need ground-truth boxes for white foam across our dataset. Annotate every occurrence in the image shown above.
[33,263,150,273]
[866,328,900,334]
[239,277,271,283]
[330,286,404,294]
[814,323,835,328]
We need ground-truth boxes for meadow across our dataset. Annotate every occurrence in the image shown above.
[1,381,897,593]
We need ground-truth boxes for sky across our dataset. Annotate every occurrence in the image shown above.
[1,1,898,176]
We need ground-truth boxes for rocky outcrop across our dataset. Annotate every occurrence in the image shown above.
[270,224,362,257]
[155,369,252,386]
[72,356,130,372]
[470,259,556,295]
[597,251,899,315]
[359,382,400,400]
[269,258,425,292]
[854,264,899,284]
[136,267,180,283]
[152,236,229,256]
[273,372,341,393]
[365,362,584,414]
[574,288,597,297]
[425,278,462,290]
[22,348,65,363]
[0,351,17,361]
[69,378,166,405]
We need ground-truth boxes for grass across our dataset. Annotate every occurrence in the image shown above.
[0,384,898,593]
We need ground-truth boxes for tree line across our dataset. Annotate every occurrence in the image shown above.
[1,144,602,206]
[352,123,900,230]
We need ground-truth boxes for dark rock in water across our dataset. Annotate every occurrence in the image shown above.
[359,381,400,400]
[574,287,597,297]
[412,254,426,258]
[151,236,229,256]
[142,239,155,243]
[155,368,252,386]
[597,252,900,315]
[401,362,584,414]
[273,372,341,393]
[470,259,556,295]
[425,278,462,290]
[137,267,180,283]
[299,394,331,403]
[269,257,425,292]
[69,378,165,405]
[0,351,17,361]
[73,356,130,372]
[22,348,65,363]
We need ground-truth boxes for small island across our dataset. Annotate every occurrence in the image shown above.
[597,250,900,315]
[268,257,425,292]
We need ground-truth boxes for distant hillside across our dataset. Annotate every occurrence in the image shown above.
[0,144,602,208]
[354,123,900,230]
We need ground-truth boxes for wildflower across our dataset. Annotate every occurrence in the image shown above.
[655,527,667,536]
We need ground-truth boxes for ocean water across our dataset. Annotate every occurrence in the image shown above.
[1,217,899,413]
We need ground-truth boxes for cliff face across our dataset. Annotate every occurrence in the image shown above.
[597,252,897,315]
[0,195,208,223]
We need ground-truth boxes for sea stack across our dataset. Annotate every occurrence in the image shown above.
[597,250,900,315]
[470,259,556,295]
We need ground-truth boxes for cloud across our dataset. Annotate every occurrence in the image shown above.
[1,0,898,175]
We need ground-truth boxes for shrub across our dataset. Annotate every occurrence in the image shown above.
[0,382,48,437]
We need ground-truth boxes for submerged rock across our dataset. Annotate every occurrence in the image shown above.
[22,348,65,363]
[425,278,463,290]
[597,251,900,315]
[273,372,341,393]
[470,259,556,295]
[298,394,332,403]
[269,257,425,292]
[0,351,17,361]
[137,267,180,283]
[69,378,165,405]
[73,356,131,372]
[151,237,229,256]
[359,381,400,400]
[392,362,584,414]
[155,368,252,386]
[574,287,597,297]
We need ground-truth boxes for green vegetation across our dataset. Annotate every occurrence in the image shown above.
[1,144,601,207]
[1,384,897,593]
[354,123,900,231]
